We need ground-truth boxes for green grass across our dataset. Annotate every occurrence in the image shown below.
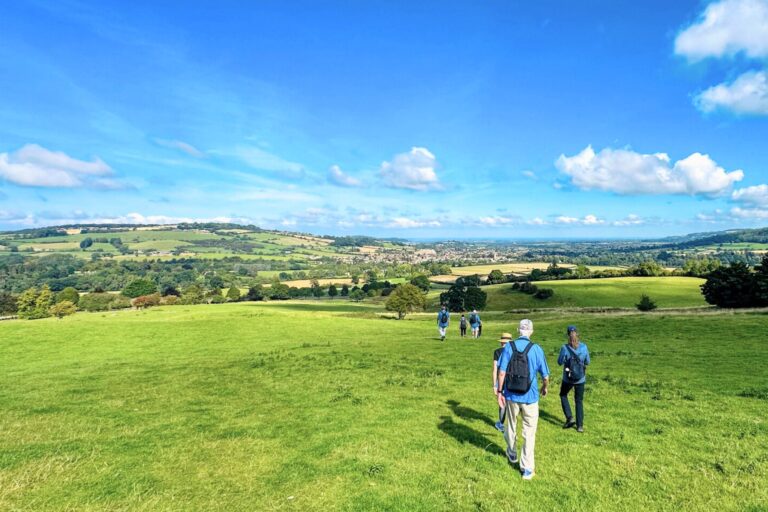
[480,277,707,310]
[1,301,767,511]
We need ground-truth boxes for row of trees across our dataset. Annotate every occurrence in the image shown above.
[701,256,768,308]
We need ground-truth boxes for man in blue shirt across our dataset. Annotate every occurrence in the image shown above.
[437,305,450,341]
[496,319,550,480]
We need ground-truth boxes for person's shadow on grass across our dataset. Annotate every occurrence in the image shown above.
[438,415,505,457]
[538,407,563,427]
[446,399,495,427]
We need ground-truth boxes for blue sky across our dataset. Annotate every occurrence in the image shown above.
[1,0,768,238]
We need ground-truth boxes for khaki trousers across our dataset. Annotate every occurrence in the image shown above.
[503,401,539,472]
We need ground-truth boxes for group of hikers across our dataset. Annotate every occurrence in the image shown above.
[437,305,482,341]
[438,307,591,480]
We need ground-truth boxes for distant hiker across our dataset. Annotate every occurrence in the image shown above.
[558,325,591,433]
[437,305,450,341]
[493,333,514,432]
[478,319,483,338]
[469,310,481,339]
[459,314,468,337]
[496,319,550,480]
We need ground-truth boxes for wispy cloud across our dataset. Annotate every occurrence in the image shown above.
[231,146,306,179]
[154,138,205,158]
[327,165,363,187]
[556,145,744,196]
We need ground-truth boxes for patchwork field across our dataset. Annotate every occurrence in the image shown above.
[1,299,767,511]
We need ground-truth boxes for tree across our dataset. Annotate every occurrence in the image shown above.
[410,274,431,292]
[631,261,665,277]
[464,286,488,310]
[340,284,350,297]
[246,284,265,301]
[122,279,157,298]
[487,269,505,285]
[701,262,760,308]
[226,286,241,302]
[17,288,39,319]
[328,284,338,298]
[180,284,205,305]
[534,288,554,300]
[50,300,77,319]
[79,237,93,250]
[310,279,323,298]
[132,293,161,309]
[349,289,365,302]
[636,294,657,311]
[456,274,481,287]
[57,287,80,305]
[0,293,18,315]
[440,285,466,312]
[385,283,426,319]
[208,275,225,290]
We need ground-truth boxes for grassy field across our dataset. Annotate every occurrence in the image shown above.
[1,300,767,511]
[477,277,708,310]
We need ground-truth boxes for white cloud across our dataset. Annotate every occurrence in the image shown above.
[732,183,768,205]
[675,0,768,61]
[388,217,441,228]
[327,165,362,187]
[695,70,768,115]
[556,145,744,196]
[730,206,768,218]
[0,144,117,188]
[613,214,644,226]
[2,211,255,227]
[527,217,547,225]
[478,216,515,226]
[155,139,205,158]
[380,147,441,191]
[522,170,537,180]
[555,214,605,225]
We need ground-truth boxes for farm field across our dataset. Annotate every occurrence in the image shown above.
[430,263,628,284]
[1,300,767,511]
[479,277,708,310]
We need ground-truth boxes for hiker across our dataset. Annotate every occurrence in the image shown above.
[493,333,513,432]
[437,305,450,341]
[469,309,481,339]
[558,325,590,433]
[459,314,468,337]
[496,319,550,480]
[478,319,483,338]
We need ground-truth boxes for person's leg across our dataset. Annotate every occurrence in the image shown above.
[503,401,519,463]
[574,383,585,428]
[560,382,574,422]
[519,402,539,473]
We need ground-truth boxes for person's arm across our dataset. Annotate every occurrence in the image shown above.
[584,345,591,366]
[492,360,499,391]
[496,348,509,406]
[497,369,506,407]
[539,347,550,397]
[557,345,566,366]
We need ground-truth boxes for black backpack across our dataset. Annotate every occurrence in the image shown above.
[470,313,478,324]
[564,345,585,383]
[504,342,533,394]
[440,312,448,323]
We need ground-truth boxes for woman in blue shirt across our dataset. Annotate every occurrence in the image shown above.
[558,325,590,433]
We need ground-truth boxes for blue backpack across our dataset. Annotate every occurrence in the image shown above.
[564,345,585,383]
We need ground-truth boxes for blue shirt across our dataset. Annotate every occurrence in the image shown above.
[437,310,450,327]
[498,337,550,404]
[557,342,590,385]
[469,313,481,327]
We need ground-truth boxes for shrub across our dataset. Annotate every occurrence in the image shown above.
[50,300,77,319]
[161,295,179,306]
[226,286,241,302]
[534,288,554,300]
[519,281,538,295]
[209,294,226,304]
[511,282,521,290]
[410,275,431,292]
[56,287,80,305]
[245,285,265,301]
[349,289,365,302]
[0,292,18,315]
[132,293,161,309]
[636,294,657,311]
[79,293,131,312]
[122,279,157,298]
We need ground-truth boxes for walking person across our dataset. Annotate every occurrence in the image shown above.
[469,309,481,339]
[459,314,468,338]
[437,305,450,341]
[493,333,513,432]
[496,319,550,480]
[558,325,590,433]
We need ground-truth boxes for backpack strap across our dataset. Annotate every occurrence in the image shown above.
[522,342,533,355]
[566,345,579,358]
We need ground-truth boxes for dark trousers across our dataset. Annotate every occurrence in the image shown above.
[560,382,585,427]
[460,326,467,336]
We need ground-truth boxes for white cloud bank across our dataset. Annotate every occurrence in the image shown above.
[675,0,768,61]
[0,144,120,188]
[695,70,768,115]
[388,217,441,228]
[380,147,441,191]
[555,214,605,225]
[327,165,362,187]
[556,145,744,196]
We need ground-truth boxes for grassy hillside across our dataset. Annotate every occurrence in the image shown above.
[1,302,766,511]
[481,277,707,310]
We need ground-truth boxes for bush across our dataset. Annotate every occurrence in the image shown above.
[122,279,157,298]
[132,293,161,309]
[534,288,554,300]
[79,293,131,312]
[410,275,431,292]
[636,294,657,311]
[209,294,226,304]
[0,292,18,315]
[349,289,365,302]
[519,281,538,295]
[161,295,179,306]
[226,286,241,302]
[50,300,77,318]
[56,287,80,305]
[246,285,265,301]
[511,282,521,290]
